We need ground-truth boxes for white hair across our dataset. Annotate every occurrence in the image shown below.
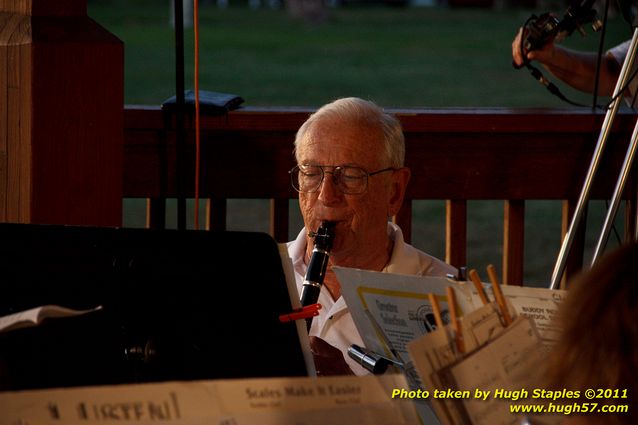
[294,97,405,168]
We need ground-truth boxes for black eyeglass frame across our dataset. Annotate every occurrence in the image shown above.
[288,164,397,195]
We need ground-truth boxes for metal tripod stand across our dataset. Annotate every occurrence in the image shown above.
[550,27,638,289]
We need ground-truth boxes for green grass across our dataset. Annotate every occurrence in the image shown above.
[89,2,631,107]
[91,1,631,283]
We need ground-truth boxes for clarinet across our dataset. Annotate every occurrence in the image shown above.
[300,221,336,332]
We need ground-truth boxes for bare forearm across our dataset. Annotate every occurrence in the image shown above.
[541,46,619,96]
[512,27,621,96]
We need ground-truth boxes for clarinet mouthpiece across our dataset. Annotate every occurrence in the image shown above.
[308,221,336,239]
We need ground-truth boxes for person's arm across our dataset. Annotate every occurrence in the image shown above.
[512,27,620,96]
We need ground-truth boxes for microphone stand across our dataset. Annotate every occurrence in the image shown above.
[173,0,186,231]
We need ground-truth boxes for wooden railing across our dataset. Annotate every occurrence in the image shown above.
[123,106,638,286]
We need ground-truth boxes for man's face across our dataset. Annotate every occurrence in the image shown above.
[296,117,404,263]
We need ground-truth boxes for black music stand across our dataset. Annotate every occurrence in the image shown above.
[0,223,308,391]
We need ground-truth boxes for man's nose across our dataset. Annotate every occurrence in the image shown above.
[317,171,343,204]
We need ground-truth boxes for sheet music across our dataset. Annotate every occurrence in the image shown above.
[334,267,473,365]
[330,267,568,425]
[406,302,509,425]
[407,324,460,425]
[0,305,103,334]
[334,268,477,425]
[0,374,420,425]
[442,317,546,425]
[456,284,566,346]
[408,316,548,425]
[498,285,565,346]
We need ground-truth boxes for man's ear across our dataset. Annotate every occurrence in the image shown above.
[388,167,411,217]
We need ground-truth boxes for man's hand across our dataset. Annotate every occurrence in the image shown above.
[309,336,354,376]
[512,27,556,68]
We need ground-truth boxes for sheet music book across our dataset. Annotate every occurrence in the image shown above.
[334,267,475,367]
[334,268,477,425]
[335,267,566,358]
[334,267,567,425]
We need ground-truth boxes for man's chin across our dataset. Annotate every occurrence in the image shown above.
[327,241,354,265]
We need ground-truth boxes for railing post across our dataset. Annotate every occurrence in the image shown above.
[207,198,227,231]
[270,198,289,242]
[446,199,467,269]
[503,200,525,285]
[394,199,412,244]
[146,198,166,229]
[0,0,123,226]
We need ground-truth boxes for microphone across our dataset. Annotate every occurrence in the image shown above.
[514,0,602,107]
[300,221,336,332]
[520,0,600,55]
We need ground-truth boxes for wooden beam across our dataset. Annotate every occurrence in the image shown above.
[1,1,123,227]
[123,107,637,201]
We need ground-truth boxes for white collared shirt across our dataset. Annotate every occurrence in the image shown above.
[287,222,456,375]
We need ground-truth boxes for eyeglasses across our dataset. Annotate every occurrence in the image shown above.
[289,164,396,195]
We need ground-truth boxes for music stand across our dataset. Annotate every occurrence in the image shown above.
[0,223,309,390]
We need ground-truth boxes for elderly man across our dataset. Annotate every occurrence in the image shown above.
[287,97,455,375]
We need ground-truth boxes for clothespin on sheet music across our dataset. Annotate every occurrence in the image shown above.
[468,269,490,306]
[279,303,321,323]
[486,264,513,327]
[428,293,445,330]
[446,287,465,355]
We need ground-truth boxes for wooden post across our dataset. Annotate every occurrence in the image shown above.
[446,199,467,269]
[0,0,123,226]
[503,200,525,285]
